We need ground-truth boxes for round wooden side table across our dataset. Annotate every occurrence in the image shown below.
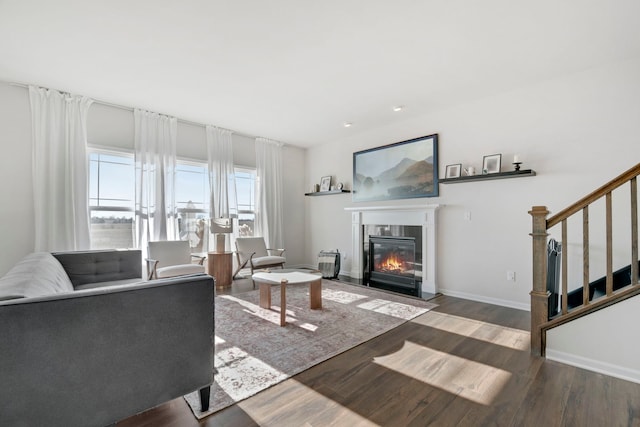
[207,251,233,287]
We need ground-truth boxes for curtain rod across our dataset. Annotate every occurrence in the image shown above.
[8,80,262,141]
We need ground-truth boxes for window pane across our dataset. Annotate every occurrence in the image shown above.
[237,213,255,237]
[98,161,134,203]
[90,211,134,249]
[235,169,255,212]
[89,151,135,249]
[234,168,256,237]
[176,162,209,211]
[89,152,134,207]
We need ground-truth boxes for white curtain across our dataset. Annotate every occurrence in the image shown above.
[206,126,237,252]
[29,86,93,251]
[206,126,237,219]
[134,109,177,252]
[255,137,284,249]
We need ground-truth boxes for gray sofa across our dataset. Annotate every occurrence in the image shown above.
[0,249,214,427]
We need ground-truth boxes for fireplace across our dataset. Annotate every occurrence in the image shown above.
[345,204,440,297]
[368,235,419,296]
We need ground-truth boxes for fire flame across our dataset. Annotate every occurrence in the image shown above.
[378,254,404,272]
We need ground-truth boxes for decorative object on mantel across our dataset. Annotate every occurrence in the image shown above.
[513,154,522,171]
[482,153,502,174]
[464,166,476,176]
[445,164,461,179]
[320,175,332,192]
[352,134,439,202]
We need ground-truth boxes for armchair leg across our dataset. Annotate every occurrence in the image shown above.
[199,386,211,411]
[232,261,249,279]
[250,264,256,289]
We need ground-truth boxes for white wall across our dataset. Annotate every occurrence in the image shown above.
[0,82,33,275]
[547,296,640,383]
[0,82,306,275]
[304,58,640,310]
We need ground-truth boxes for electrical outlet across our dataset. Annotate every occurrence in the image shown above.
[342,251,347,260]
[464,211,471,221]
[506,271,516,281]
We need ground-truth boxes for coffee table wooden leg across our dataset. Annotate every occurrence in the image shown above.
[309,278,322,310]
[280,279,287,326]
[259,282,271,309]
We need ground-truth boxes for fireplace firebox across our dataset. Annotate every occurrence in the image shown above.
[368,235,420,296]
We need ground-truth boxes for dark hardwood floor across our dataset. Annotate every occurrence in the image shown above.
[117,279,640,426]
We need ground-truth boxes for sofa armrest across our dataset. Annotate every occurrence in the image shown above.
[0,274,214,427]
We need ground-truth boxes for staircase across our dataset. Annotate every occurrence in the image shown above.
[565,261,640,311]
[529,163,640,356]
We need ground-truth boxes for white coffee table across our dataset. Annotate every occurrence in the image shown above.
[251,271,323,326]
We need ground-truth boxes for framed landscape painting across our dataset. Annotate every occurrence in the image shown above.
[353,134,439,202]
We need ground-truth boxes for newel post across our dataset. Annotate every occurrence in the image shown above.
[529,206,549,356]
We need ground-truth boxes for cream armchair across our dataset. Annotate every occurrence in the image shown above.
[146,240,206,280]
[233,237,285,278]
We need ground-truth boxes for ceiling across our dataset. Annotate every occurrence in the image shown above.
[0,1,638,148]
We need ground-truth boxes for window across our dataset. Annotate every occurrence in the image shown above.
[235,167,256,237]
[88,153,249,250]
[175,161,210,251]
[89,151,135,249]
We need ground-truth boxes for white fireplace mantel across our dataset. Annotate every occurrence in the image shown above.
[344,204,441,294]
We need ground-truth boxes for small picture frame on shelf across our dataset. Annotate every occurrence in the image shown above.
[445,164,462,179]
[482,154,502,174]
[320,176,332,192]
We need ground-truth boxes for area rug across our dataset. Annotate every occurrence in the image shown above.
[184,280,437,419]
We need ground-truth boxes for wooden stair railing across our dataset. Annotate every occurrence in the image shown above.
[529,162,640,356]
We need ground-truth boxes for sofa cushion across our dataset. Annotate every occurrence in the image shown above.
[0,252,74,300]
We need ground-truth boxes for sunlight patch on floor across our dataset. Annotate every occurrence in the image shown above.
[298,322,318,332]
[320,289,431,319]
[412,311,530,351]
[238,379,380,426]
[357,298,429,320]
[214,336,288,401]
[374,341,511,405]
[321,288,370,304]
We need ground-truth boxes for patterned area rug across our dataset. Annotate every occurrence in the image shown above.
[184,280,437,419]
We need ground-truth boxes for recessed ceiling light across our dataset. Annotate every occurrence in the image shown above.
[343,122,353,128]
[393,106,404,112]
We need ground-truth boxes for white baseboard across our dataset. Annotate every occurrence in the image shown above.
[546,349,640,385]
[333,276,530,311]
[438,288,530,312]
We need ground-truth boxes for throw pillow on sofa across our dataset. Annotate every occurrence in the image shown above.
[0,252,74,300]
